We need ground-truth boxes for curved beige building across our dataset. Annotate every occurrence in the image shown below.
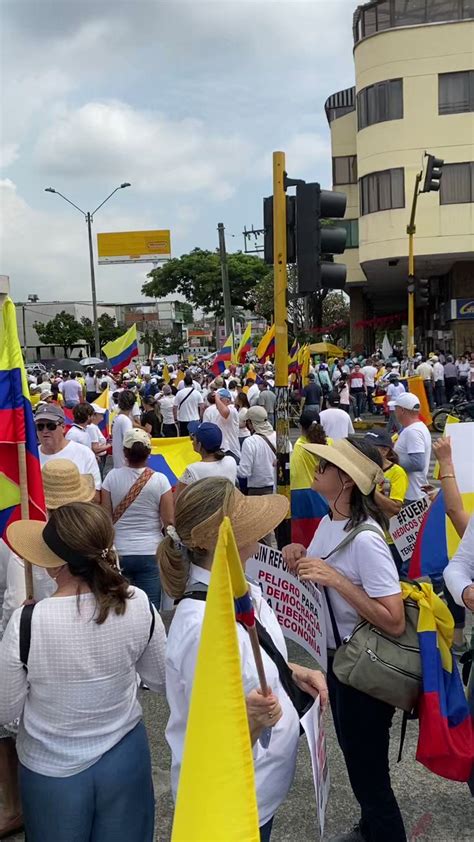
[325,1,474,353]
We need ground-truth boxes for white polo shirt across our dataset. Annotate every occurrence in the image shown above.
[65,425,92,448]
[165,564,300,826]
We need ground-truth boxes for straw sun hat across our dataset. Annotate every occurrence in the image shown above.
[302,438,384,496]
[189,486,288,550]
[41,459,95,509]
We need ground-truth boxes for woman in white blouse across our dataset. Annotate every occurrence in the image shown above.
[0,502,166,842]
[157,478,328,841]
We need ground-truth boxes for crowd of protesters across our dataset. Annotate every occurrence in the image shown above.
[0,348,472,842]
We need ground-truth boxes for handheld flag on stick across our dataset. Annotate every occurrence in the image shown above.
[211,332,234,375]
[162,364,171,384]
[235,323,252,364]
[102,324,139,373]
[171,517,260,842]
[256,324,275,363]
[92,388,110,438]
[0,297,46,598]
[288,339,300,376]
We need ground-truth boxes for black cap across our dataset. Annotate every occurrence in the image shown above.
[364,430,393,448]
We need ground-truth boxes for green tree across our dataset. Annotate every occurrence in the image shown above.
[142,248,267,315]
[33,311,83,356]
[141,327,185,358]
[80,313,123,351]
[176,301,194,324]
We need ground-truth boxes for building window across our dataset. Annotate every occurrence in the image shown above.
[439,71,474,114]
[357,79,403,129]
[353,0,473,45]
[339,219,359,248]
[440,162,474,203]
[360,168,405,215]
[332,155,358,185]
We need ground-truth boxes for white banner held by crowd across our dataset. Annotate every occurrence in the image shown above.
[301,697,330,838]
[246,543,327,671]
[388,495,430,564]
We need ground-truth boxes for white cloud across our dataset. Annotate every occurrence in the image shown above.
[34,101,255,199]
[0,144,19,169]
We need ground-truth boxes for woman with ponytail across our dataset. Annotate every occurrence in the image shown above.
[0,502,166,842]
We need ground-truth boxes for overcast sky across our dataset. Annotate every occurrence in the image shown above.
[0,0,356,304]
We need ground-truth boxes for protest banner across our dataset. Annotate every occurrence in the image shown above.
[389,496,430,564]
[246,543,327,671]
[301,697,330,837]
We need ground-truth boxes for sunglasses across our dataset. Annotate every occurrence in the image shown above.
[36,421,62,432]
[317,458,332,475]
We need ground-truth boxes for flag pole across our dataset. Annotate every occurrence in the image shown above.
[17,442,34,600]
[247,625,269,697]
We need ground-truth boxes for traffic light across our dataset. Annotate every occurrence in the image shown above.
[415,277,429,306]
[263,195,296,265]
[296,182,347,295]
[422,154,444,193]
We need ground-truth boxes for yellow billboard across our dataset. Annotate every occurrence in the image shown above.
[97,230,171,264]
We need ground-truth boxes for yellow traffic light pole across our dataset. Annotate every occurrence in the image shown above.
[273,151,291,539]
[406,170,423,358]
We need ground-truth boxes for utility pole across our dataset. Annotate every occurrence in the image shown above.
[272,151,291,543]
[86,212,101,357]
[22,304,27,361]
[217,222,232,339]
[406,170,423,359]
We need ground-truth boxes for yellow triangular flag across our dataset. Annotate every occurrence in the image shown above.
[171,517,259,842]
[93,387,109,410]
[162,364,170,384]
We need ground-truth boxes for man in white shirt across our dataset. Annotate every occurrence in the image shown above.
[392,393,431,502]
[65,403,94,448]
[60,373,83,407]
[385,374,406,434]
[361,358,378,414]
[237,407,276,492]
[246,379,260,406]
[35,405,101,491]
[157,385,178,437]
[416,358,435,410]
[173,373,204,436]
[210,389,240,460]
[319,394,354,441]
[431,356,446,407]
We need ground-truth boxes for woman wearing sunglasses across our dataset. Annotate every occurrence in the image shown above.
[283,438,406,842]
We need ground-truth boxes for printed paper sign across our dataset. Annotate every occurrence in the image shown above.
[301,697,330,837]
[246,543,327,671]
[389,496,430,563]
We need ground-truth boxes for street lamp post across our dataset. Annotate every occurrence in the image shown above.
[44,182,131,357]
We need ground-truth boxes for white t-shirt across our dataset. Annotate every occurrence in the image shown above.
[174,388,203,422]
[394,421,431,500]
[247,383,260,406]
[433,362,445,382]
[102,468,171,555]
[166,564,300,826]
[203,405,240,457]
[386,383,406,406]
[2,552,56,632]
[61,379,82,403]
[180,456,237,486]
[306,517,400,648]
[39,440,101,490]
[65,425,92,448]
[0,588,166,777]
[177,379,201,392]
[112,414,133,469]
[319,408,354,441]
[159,396,175,425]
[87,423,106,447]
[362,365,377,388]
[237,433,276,489]
[85,374,97,391]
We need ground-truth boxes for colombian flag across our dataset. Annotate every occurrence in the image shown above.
[290,436,329,546]
[256,324,275,363]
[288,340,300,375]
[171,517,259,841]
[402,582,474,782]
[0,297,46,538]
[148,436,200,486]
[235,323,252,364]
[211,332,234,375]
[102,324,139,373]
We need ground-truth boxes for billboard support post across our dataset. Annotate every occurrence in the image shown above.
[86,212,101,357]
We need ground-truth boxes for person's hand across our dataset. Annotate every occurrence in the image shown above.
[296,557,339,587]
[289,663,329,710]
[246,689,282,735]
[462,585,474,611]
[433,437,454,470]
[282,543,307,570]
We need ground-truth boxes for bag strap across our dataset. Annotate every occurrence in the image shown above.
[148,599,156,643]
[177,387,194,410]
[321,524,384,649]
[112,468,154,524]
[254,432,277,456]
[20,603,36,670]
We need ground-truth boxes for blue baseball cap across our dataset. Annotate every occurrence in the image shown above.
[217,388,232,400]
[190,422,222,452]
